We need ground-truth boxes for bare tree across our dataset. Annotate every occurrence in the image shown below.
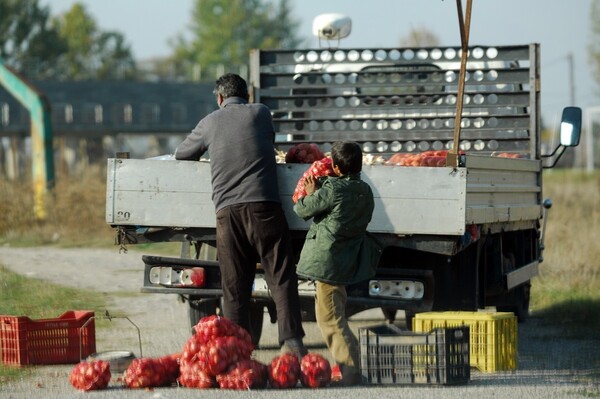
[399,26,440,47]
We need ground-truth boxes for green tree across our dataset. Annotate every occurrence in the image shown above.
[0,1,136,80]
[171,0,302,81]
[0,0,66,79]
[52,3,95,79]
[94,31,136,79]
[52,3,136,80]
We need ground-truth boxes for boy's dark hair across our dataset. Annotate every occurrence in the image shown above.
[331,141,363,175]
[215,73,249,100]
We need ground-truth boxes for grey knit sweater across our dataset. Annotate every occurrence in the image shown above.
[175,97,280,212]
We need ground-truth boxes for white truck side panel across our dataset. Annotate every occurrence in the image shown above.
[106,158,468,235]
[464,155,542,224]
[106,159,215,228]
[361,165,467,235]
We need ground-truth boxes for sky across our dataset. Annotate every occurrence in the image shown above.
[41,0,597,128]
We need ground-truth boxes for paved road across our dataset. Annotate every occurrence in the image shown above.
[0,246,598,399]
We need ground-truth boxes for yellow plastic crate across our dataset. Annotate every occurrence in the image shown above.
[413,311,517,372]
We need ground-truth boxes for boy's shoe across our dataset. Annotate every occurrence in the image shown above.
[330,364,362,387]
[280,338,308,358]
[331,364,342,382]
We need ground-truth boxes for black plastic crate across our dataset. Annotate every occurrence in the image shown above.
[359,324,470,385]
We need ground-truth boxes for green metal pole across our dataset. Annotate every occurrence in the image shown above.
[0,59,54,220]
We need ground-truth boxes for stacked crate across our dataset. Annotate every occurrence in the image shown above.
[413,311,517,372]
[359,324,470,385]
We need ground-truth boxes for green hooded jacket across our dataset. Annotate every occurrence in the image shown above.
[293,174,382,285]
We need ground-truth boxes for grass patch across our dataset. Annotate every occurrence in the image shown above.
[0,166,182,256]
[126,242,182,257]
[0,165,115,247]
[533,297,600,337]
[0,267,107,317]
[0,266,108,382]
[531,170,600,330]
[575,385,600,398]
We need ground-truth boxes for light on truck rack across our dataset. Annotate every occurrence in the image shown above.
[149,266,205,287]
[369,280,424,300]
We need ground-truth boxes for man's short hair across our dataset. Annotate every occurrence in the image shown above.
[331,141,363,175]
[215,73,249,100]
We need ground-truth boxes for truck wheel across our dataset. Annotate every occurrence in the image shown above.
[514,283,531,322]
[404,311,415,330]
[188,297,263,346]
[499,283,531,322]
[188,297,219,333]
[248,303,264,347]
[381,307,397,323]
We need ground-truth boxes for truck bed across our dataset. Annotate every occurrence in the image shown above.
[106,155,541,236]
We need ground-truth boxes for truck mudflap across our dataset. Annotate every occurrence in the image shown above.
[506,261,539,290]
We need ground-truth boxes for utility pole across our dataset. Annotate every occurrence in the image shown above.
[567,52,584,168]
[568,52,576,106]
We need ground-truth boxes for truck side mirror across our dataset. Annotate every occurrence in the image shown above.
[560,106,582,147]
[542,106,582,168]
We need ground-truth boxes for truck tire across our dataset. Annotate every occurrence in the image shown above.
[381,307,397,323]
[497,251,531,322]
[188,296,219,333]
[381,308,415,329]
[404,311,415,330]
[188,297,264,346]
[499,283,531,322]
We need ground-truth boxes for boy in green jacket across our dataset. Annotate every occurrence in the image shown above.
[293,141,381,386]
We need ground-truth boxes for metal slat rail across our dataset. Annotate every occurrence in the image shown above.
[250,44,539,159]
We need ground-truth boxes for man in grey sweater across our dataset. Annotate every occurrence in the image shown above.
[175,73,307,357]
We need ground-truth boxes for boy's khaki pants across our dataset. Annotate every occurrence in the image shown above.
[315,281,360,384]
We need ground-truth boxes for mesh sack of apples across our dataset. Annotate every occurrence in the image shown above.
[69,315,334,390]
[285,142,326,164]
[385,150,449,167]
[492,152,524,158]
[266,351,332,389]
[292,156,336,203]
[178,315,256,388]
[122,354,181,388]
[69,360,112,391]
